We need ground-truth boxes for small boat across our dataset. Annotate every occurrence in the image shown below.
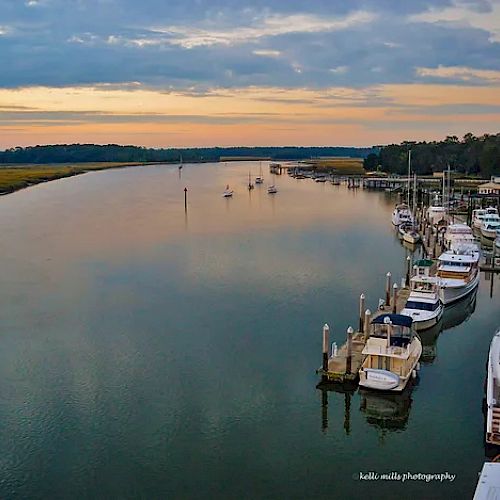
[400,275,443,331]
[267,185,278,194]
[178,154,183,170]
[315,176,327,183]
[427,194,446,225]
[399,223,420,244]
[222,185,233,197]
[486,328,500,447]
[255,162,264,184]
[331,177,341,185]
[436,245,480,305]
[359,314,422,392]
[473,207,498,230]
[480,214,500,240]
[248,172,254,190]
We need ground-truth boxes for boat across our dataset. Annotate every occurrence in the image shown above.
[436,246,480,305]
[473,207,498,230]
[267,184,278,194]
[400,275,443,331]
[315,176,327,183]
[255,162,264,184]
[248,172,254,191]
[496,235,500,251]
[358,313,422,392]
[398,223,421,244]
[480,213,500,240]
[331,177,341,185]
[178,154,183,170]
[474,461,500,499]
[444,223,477,251]
[391,204,414,226]
[485,328,500,448]
[222,185,234,197]
[427,193,447,225]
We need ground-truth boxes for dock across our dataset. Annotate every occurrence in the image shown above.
[317,278,411,385]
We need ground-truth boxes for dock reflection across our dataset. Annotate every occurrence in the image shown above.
[318,383,356,435]
[442,290,477,331]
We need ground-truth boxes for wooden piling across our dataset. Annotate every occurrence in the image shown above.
[322,324,329,381]
[346,326,353,375]
[392,283,398,313]
[385,272,392,305]
[406,255,411,287]
[359,293,365,332]
[184,187,188,212]
[363,309,371,342]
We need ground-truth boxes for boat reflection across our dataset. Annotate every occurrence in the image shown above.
[442,289,477,331]
[418,320,443,364]
[359,384,414,433]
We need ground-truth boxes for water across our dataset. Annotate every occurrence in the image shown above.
[0,162,498,499]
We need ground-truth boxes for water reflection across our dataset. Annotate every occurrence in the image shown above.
[359,386,413,434]
[318,384,356,435]
[418,320,443,364]
[442,290,478,330]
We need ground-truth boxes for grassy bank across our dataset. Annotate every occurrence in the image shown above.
[0,162,152,195]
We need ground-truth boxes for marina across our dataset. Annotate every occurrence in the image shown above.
[0,160,498,498]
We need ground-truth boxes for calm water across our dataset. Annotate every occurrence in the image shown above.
[0,162,498,499]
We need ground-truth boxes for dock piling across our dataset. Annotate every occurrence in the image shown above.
[322,324,330,381]
[359,293,366,332]
[184,187,188,212]
[392,283,398,313]
[363,309,371,341]
[385,272,392,305]
[406,255,411,286]
[346,326,354,375]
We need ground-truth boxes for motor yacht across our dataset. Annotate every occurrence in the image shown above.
[392,204,414,226]
[481,214,500,241]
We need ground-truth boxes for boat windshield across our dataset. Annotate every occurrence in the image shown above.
[405,300,439,311]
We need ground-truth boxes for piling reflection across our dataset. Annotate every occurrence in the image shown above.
[317,384,356,435]
[418,320,443,364]
[442,290,477,330]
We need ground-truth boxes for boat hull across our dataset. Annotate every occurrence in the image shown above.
[439,271,480,305]
[481,227,498,240]
[412,309,443,331]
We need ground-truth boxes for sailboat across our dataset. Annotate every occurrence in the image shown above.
[178,154,183,170]
[399,152,420,244]
[255,162,264,184]
[248,172,254,190]
[222,184,234,197]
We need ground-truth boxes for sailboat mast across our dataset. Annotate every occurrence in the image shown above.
[407,149,411,206]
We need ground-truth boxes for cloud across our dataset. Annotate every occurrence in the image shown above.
[252,49,281,57]
[149,11,377,48]
[329,66,348,74]
[416,65,500,83]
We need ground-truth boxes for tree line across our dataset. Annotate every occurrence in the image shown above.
[0,144,374,164]
[363,133,500,178]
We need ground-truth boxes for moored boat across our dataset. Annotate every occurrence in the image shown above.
[267,185,278,194]
[222,185,234,197]
[444,223,476,251]
[392,204,414,226]
[480,214,500,240]
[436,246,480,305]
[486,328,500,447]
[359,314,422,392]
[400,276,443,331]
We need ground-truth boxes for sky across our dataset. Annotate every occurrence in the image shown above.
[0,0,499,148]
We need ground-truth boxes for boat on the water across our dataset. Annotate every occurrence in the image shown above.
[444,223,477,251]
[436,245,480,305]
[255,162,264,184]
[427,193,447,225]
[400,224,421,245]
[267,184,278,194]
[248,172,254,190]
[392,204,414,226]
[359,314,422,392]
[473,207,498,230]
[480,214,500,241]
[400,275,443,331]
[222,185,234,197]
[485,328,500,448]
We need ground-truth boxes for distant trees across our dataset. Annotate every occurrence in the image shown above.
[0,144,376,164]
[365,133,499,177]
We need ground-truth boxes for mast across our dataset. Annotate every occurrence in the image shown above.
[407,149,411,206]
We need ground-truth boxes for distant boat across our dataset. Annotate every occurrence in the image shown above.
[178,155,183,170]
[255,161,264,184]
[222,184,233,197]
[267,184,278,194]
[248,172,254,190]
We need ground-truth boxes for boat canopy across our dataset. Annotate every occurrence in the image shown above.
[414,259,433,267]
[371,314,413,327]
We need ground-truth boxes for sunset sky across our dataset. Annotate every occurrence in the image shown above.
[0,0,499,148]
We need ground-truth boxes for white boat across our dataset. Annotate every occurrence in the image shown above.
[392,204,414,226]
[436,246,480,305]
[402,225,421,245]
[427,193,447,225]
[400,276,443,331]
[359,314,422,392]
[485,328,500,447]
[444,223,476,251]
[267,185,278,194]
[480,214,500,240]
[255,162,264,184]
[473,207,499,230]
[222,184,233,197]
